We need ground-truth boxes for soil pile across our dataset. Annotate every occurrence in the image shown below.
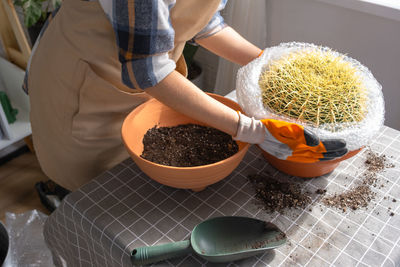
[141,124,238,167]
[248,174,312,213]
[365,149,394,172]
[322,185,374,212]
[248,149,395,214]
[322,149,395,212]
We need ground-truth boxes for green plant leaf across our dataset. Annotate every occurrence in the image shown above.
[183,43,199,68]
[54,0,61,8]
[23,0,42,27]
[49,0,61,10]
[13,0,25,7]
[50,0,61,8]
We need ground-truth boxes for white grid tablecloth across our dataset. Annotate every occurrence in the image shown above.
[43,126,400,267]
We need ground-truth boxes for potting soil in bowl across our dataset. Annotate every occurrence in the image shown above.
[141,124,239,167]
[121,93,250,191]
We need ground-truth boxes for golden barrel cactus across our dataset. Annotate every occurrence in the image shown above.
[259,49,367,127]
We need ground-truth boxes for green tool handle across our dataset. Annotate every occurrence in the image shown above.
[131,240,192,266]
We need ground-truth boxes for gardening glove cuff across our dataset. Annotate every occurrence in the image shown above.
[259,119,348,163]
[233,112,266,144]
[234,114,347,163]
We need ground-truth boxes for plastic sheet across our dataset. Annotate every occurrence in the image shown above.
[0,221,8,265]
[236,42,385,151]
[3,210,53,267]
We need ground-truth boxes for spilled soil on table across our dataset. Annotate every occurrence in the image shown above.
[321,148,396,213]
[248,148,396,215]
[248,174,312,213]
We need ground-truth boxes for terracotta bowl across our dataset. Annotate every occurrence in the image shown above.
[121,93,250,191]
[260,147,362,177]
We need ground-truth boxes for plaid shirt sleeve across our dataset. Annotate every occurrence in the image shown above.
[192,0,228,41]
[100,0,176,89]
[23,0,228,93]
[101,0,228,89]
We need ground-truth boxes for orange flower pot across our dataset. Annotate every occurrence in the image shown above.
[260,147,362,177]
[121,93,250,191]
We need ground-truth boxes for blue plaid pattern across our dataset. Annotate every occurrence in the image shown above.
[23,0,227,92]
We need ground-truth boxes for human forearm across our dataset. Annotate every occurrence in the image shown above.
[196,26,262,66]
[143,26,262,138]
[146,71,239,136]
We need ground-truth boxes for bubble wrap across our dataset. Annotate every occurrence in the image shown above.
[3,210,53,267]
[236,42,385,151]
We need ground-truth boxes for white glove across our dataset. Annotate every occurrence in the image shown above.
[233,112,265,144]
[233,112,347,163]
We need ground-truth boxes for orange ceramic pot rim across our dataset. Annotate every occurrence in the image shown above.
[121,93,250,191]
[259,146,362,178]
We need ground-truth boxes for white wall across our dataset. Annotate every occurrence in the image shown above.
[265,0,400,130]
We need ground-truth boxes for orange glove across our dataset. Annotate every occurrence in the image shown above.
[234,112,347,163]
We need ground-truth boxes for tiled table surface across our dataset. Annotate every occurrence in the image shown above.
[43,125,400,267]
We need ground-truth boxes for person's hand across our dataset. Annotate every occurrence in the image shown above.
[234,112,347,163]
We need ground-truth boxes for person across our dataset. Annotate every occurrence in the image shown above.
[24,0,347,192]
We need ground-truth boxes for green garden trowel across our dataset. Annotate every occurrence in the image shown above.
[131,216,286,265]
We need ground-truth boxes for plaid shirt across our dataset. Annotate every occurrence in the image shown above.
[23,0,227,93]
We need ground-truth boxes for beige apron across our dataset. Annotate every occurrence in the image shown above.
[28,0,221,190]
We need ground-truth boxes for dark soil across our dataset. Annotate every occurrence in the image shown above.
[246,223,286,249]
[365,149,395,172]
[322,148,395,213]
[248,148,396,215]
[315,189,327,195]
[188,62,202,80]
[248,174,312,213]
[249,232,286,249]
[322,185,374,212]
[141,124,238,167]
